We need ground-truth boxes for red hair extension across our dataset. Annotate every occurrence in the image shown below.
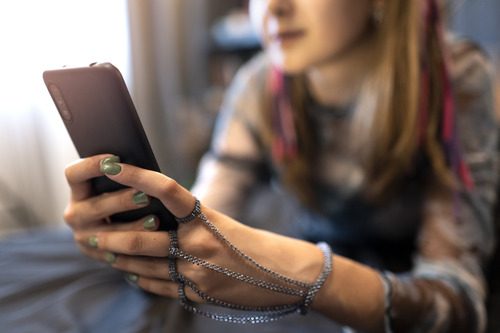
[425,0,474,190]
[270,66,298,162]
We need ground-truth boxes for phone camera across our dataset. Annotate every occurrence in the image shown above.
[48,84,73,122]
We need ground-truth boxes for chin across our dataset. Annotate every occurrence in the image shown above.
[280,64,307,75]
[269,54,308,75]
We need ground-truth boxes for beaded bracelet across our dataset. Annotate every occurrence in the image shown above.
[167,198,334,324]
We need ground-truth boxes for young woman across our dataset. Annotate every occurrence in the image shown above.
[1,1,497,332]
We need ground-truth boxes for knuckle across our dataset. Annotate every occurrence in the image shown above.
[181,229,219,258]
[186,264,211,287]
[64,159,84,183]
[63,206,73,223]
[164,283,178,298]
[192,233,213,252]
[145,259,162,276]
[63,206,80,227]
[126,234,144,254]
[119,191,134,209]
[64,165,73,182]
[158,177,179,199]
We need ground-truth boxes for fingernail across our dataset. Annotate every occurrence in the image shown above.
[143,215,157,231]
[104,252,117,264]
[88,235,99,248]
[126,273,139,283]
[100,156,121,175]
[133,191,149,206]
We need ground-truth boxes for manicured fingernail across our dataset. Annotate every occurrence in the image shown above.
[104,252,116,264]
[133,191,149,206]
[126,273,139,283]
[100,156,121,175]
[143,215,157,231]
[88,235,99,248]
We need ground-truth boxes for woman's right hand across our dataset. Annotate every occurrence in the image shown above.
[63,154,386,332]
[62,154,326,309]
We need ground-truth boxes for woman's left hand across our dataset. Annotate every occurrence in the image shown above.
[73,158,324,308]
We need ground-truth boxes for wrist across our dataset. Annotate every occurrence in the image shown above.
[289,240,325,283]
[169,200,338,324]
[312,255,386,332]
[250,228,325,283]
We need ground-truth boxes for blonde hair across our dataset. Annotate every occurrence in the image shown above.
[262,1,455,207]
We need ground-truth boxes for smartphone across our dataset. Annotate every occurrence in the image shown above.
[43,62,177,230]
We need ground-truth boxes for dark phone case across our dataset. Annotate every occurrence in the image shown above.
[43,63,177,230]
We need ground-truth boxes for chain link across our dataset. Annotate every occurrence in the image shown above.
[180,273,301,312]
[177,280,301,324]
[300,242,332,314]
[172,248,305,297]
[168,198,333,324]
[197,211,312,289]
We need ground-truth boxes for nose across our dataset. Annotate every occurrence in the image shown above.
[268,0,293,17]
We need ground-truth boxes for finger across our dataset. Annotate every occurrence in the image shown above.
[110,255,170,280]
[133,276,179,299]
[76,242,122,268]
[95,215,160,232]
[78,240,171,283]
[137,276,203,302]
[77,243,168,279]
[65,154,116,201]
[65,188,150,230]
[75,230,171,257]
[101,162,196,219]
[76,243,104,262]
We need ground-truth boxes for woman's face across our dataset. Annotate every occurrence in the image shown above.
[249,0,374,73]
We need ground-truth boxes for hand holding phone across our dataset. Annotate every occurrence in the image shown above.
[43,63,177,230]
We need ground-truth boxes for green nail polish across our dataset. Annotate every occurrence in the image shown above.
[126,273,139,283]
[100,162,122,176]
[100,156,121,175]
[88,236,98,248]
[104,252,116,264]
[143,215,157,231]
[133,191,149,206]
[102,155,120,163]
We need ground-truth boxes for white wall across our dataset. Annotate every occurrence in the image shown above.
[0,0,130,236]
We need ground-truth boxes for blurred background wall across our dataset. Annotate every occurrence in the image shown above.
[449,0,500,118]
[0,0,498,237]
[0,0,131,236]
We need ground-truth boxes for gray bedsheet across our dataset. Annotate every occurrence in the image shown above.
[0,228,342,333]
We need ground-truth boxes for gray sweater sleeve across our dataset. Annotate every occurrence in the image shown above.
[191,54,271,219]
[386,40,498,333]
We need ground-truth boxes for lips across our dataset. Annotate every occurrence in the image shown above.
[270,29,305,45]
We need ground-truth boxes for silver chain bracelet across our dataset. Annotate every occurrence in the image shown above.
[167,198,333,324]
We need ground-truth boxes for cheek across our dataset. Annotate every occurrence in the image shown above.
[312,2,372,56]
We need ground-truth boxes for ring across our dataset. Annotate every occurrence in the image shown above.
[175,198,201,224]
[168,230,180,282]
